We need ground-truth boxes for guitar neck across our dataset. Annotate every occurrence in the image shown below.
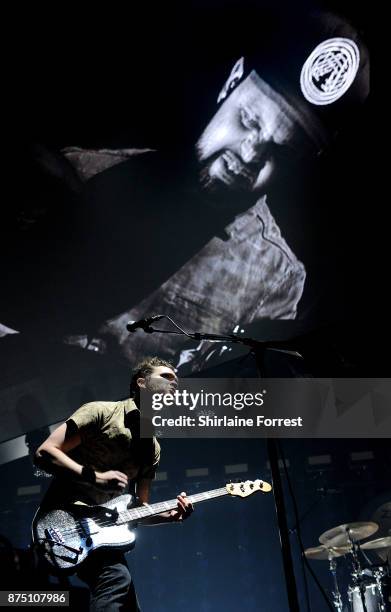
[123,487,229,524]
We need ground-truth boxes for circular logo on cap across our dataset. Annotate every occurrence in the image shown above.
[300,37,360,106]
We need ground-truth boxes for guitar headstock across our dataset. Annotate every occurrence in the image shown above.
[225,479,272,497]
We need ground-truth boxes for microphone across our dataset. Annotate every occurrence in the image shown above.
[126,315,164,333]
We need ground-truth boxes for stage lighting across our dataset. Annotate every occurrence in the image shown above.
[155,471,168,481]
[224,463,248,474]
[307,454,332,471]
[349,451,374,462]
[186,468,209,478]
[17,485,41,497]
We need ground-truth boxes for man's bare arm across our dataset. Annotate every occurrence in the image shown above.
[35,423,83,475]
[35,423,128,488]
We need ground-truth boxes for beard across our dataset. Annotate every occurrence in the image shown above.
[198,142,305,205]
[197,150,269,217]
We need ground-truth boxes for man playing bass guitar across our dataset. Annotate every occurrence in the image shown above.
[34,356,194,611]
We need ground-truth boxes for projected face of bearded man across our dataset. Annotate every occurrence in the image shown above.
[196,69,312,196]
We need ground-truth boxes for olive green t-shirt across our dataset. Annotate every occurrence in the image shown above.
[42,398,160,507]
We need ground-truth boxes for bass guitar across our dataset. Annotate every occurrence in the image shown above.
[32,478,271,573]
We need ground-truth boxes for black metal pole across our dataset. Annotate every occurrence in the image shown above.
[267,438,300,612]
[254,347,300,612]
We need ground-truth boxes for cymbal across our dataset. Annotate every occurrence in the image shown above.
[319,522,379,547]
[361,537,391,550]
[304,545,352,560]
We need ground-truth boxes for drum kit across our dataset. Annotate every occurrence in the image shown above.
[305,522,391,611]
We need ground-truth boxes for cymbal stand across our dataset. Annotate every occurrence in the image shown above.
[347,529,368,612]
[328,555,343,611]
[372,566,386,611]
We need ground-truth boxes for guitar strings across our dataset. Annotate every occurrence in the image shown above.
[51,488,229,537]
[57,490,228,536]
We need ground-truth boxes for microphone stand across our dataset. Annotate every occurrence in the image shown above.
[129,316,303,611]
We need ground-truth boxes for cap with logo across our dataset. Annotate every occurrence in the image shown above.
[217,10,369,151]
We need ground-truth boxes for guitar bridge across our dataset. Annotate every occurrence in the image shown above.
[46,527,65,546]
[43,529,82,556]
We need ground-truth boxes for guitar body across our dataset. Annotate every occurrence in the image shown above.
[32,494,137,574]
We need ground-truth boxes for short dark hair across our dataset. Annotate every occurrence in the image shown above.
[130,356,174,398]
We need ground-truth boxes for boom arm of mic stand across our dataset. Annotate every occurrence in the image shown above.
[143,326,304,359]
